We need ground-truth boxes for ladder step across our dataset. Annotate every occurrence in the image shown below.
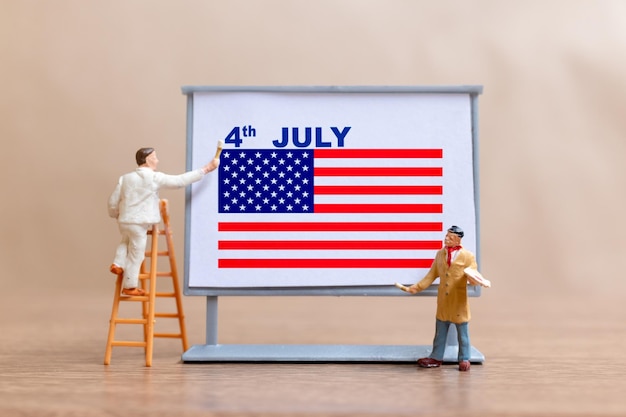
[119,295,150,301]
[114,318,148,325]
[138,272,172,278]
[154,333,183,339]
[155,292,176,298]
[111,341,147,347]
[155,312,180,318]
[143,251,170,257]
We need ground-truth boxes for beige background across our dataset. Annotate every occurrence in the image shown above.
[2,1,626,415]
[4,0,625,296]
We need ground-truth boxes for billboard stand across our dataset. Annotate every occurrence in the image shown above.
[181,295,485,363]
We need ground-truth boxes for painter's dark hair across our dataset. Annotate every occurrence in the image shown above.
[135,148,155,166]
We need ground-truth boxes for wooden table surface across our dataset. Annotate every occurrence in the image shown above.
[1,285,625,417]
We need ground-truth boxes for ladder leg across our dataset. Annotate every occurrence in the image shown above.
[160,200,189,351]
[139,260,149,354]
[171,268,189,351]
[144,224,159,367]
[104,274,124,365]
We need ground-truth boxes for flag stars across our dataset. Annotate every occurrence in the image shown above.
[218,149,314,213]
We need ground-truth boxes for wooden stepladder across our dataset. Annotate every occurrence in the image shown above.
[104,199,189,367]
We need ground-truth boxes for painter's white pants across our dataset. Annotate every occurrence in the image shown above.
[112,222,152,289]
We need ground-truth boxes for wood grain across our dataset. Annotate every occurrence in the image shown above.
[1,289,625,416]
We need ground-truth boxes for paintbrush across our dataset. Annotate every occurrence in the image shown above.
[214,139,224,159]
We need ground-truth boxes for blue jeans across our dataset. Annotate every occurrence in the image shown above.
[430,319,470,362]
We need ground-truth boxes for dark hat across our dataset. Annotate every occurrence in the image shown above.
[447,225,464,238]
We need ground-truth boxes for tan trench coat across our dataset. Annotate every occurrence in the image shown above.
[413,247,478,324]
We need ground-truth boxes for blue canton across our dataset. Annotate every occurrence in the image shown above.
[218,149,314,213]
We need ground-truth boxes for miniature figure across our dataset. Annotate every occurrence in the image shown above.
[400,225,487,371]
[108,147,220,296]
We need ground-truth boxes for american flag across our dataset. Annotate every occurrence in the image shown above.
[216,148,444,269]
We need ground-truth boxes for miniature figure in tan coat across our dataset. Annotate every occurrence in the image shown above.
[407,225,477,371]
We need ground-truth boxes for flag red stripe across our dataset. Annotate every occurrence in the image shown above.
[219,240,443,250]
[218,258,434,268]
[219,222,443,232]
[314,204,442,214]
[314,149,442,158]
[314,185,443,195]
[314,167,442,176]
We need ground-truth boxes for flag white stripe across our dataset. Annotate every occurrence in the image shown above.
[219,249,436,259]
[217,231,444,240]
